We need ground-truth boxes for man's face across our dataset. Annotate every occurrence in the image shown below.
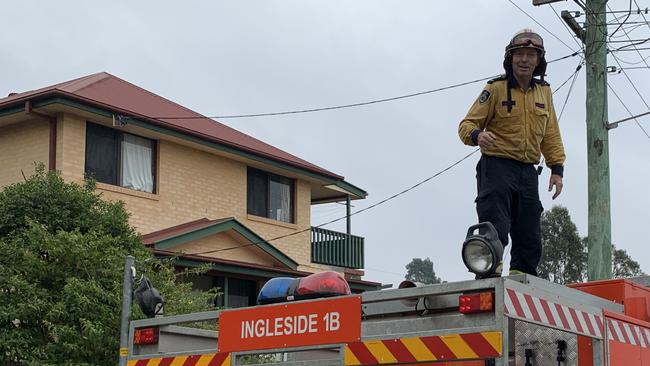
[511,47,540,81]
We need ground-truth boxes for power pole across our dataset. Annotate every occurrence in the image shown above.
[558,0,612,280]
[584,0,612,280]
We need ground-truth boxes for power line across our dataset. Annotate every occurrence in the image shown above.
[609,51,650,141]
[362,267,406,278]
[183,73,577,258]
[610,24,645,39]
[633,0,650,37]
[141,53,580,121]
[188,148,480,256]
[608,11,642,26]
[152,76,497,120]
[611,46,650,51]
[553,59,584,95]
[608,38,650,43]
[607,3,650,112]
[612,35,650,51]
[606,2,650,93]
[612,51,650,65]
[612,65,650,69]
[609,51,650,112]
[607,82,650,141]
[587,8,650,15]
[558,62,584,121]
[581,20,650,26]
[609,0,633,39]
[507,0,579,53]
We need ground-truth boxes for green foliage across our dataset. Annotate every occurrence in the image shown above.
[404,257,442,284]
[612,246,644,278]
[0,165,215,365]
[538,205,645,284]
[538,206,586,284]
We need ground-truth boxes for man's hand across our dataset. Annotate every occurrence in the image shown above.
[548,174,563,199]
[477,131,496,148]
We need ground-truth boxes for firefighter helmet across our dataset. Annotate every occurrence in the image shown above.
[503,28,547,78]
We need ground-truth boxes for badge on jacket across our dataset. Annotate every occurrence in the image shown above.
[479,90,491,104]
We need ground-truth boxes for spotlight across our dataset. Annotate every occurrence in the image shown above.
[461,222,503,278]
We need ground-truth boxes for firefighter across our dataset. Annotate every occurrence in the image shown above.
[458,29,566,276]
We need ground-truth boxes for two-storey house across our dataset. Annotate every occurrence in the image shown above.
[0,72,379,308]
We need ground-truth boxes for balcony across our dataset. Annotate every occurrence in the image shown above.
[310,226,364,269]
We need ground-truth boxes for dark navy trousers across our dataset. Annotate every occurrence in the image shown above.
[475,154,543,275]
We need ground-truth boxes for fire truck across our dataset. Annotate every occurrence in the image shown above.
[125,270,650,366]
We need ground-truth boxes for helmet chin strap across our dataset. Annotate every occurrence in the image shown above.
[507,82,513,113]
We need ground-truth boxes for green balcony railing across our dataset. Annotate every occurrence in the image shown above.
[311,226,364,269]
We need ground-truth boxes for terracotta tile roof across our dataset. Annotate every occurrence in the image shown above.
[0,72,342,179]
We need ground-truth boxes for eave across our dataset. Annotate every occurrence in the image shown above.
[0,92,367,200]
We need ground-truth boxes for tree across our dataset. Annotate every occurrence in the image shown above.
[538,206,586,284]
[538,205,645,284]
[405,257,442,284]
[612,246,644,278]
[0,165,215,366]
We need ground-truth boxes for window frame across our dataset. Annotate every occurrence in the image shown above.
[186,273,260,309]
[247,167,295,224]
[84,121,157,194]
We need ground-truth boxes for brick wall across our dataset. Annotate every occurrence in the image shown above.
[0,119,49,188]
[0,113,336,271]
[174,231,277,266]
[57,114,321,269]
[57,114,86,184]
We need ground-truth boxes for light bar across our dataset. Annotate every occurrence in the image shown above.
[257,271,351,305]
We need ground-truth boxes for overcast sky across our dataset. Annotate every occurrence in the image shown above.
[3,1,649,286]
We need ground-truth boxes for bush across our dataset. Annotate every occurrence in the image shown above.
[0,165,215,365]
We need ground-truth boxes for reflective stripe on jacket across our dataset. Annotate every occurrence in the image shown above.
[458,78,565,172]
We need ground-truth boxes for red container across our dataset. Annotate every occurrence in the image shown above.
[570,279,650,321]
[571,279,650,365]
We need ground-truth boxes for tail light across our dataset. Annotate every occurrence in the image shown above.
[134,327,159,345]
[459,292,494,314]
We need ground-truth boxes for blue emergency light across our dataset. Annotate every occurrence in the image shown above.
[257,277,296,304]
[257,271,351,305]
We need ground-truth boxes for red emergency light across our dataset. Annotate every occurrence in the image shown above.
[295,271,351,298]
[459,292,494,314]
[258,271,351,304]
[134,327,159,345]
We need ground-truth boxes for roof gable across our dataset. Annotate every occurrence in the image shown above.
[141,217,298,270]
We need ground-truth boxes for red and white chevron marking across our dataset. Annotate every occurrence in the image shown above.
[504,288,603,338]
[607,318,650,347]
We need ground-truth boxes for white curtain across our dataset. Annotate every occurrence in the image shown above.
[121,134,154,193]
[269,180,291,222]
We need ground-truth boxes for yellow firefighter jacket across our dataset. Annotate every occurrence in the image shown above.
[458,76,565,175]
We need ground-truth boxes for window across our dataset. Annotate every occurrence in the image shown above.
[85,122,156,193]
[247,168,294,223]
[227,277,257,308]
[186,274,257,308]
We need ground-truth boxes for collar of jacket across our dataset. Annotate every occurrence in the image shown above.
[507,72,539,90]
